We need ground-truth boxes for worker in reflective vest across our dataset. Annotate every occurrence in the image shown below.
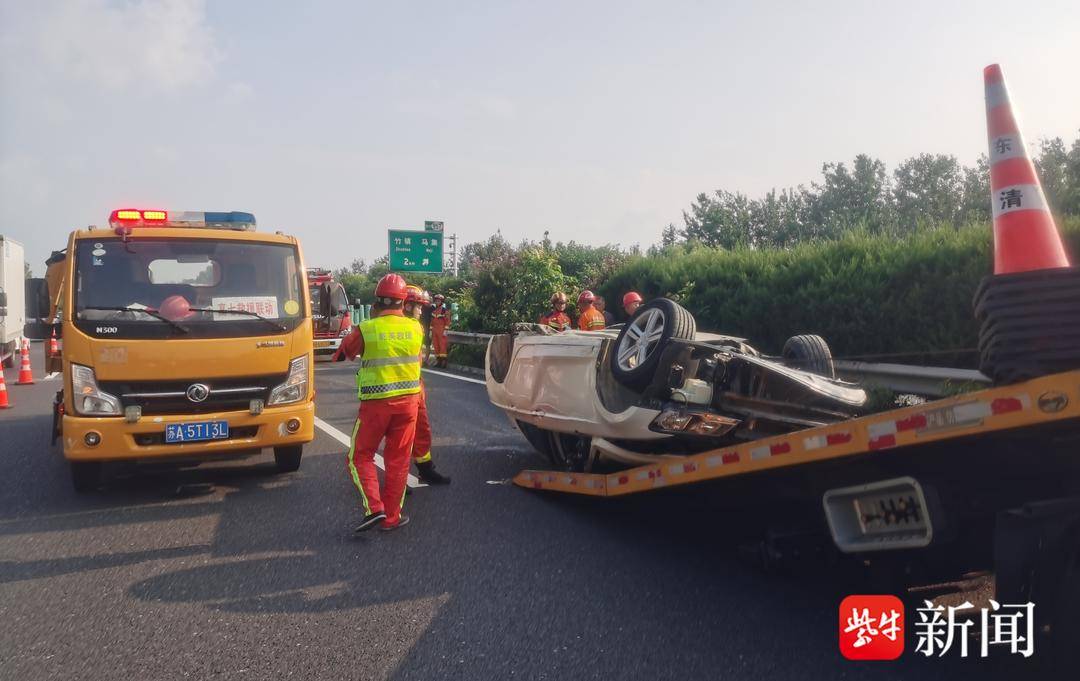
[430,294,451,367]
[334,273,423,532]
[404,285,450,485]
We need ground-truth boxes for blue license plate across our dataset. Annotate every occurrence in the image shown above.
[165,420,229,443]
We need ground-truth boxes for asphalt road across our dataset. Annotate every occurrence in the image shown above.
[0,358,1042,680]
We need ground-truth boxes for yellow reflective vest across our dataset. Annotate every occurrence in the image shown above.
[356,314,423,400]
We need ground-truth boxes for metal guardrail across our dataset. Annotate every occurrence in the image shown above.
[445,330,492,346]
[444,330,991,397]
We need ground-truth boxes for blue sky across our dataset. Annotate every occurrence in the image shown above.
[2,0,1078,273]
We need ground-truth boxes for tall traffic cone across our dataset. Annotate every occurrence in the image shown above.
[16,338,34,385]
[0,369,11,408]
[984,64,1070,274]
[49,329,59,356]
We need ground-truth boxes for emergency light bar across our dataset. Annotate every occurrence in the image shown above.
[108,209,257,231]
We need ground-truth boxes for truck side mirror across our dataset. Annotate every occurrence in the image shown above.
[24,277,50,319]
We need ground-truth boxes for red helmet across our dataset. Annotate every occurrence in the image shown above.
[375,273,408,300]
[577,290,595,306]
[158,295,196,321]
[622,291,643,307]
[404,284,425,304]
[432,293,445,302]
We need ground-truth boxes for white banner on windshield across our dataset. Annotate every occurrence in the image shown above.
[211,296,279,320]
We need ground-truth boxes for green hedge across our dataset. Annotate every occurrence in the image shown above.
[599,218,1080,367]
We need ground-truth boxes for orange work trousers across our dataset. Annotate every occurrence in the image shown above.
[431,324,449,358]
[413,388,432,463]
[347,394,419,525]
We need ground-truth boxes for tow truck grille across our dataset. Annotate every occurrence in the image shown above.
[100,374,287,415]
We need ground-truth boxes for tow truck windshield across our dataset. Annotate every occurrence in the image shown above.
[74,238,304,339]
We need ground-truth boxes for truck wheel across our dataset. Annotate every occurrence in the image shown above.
[71,461,101,493]
[782,334,836,378]
[611,298,696,389]
[274,445,303,473]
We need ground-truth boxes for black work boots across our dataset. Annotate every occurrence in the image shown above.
[415,461,451,485]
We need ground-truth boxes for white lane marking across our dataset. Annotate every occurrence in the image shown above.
[313,415,424,488]
[44,372,60,381]
[422,368,486,385]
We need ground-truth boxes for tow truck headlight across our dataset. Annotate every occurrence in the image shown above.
[71,364,122,416]
[268,355,309,405]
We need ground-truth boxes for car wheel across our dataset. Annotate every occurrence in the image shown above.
[610,298,696,388]
[515,420,553,458]
[782,334,836,378]
[71,461,101,493]
[274,445,303,473]
[547,432,591,472]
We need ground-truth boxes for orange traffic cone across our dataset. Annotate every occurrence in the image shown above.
[984,64,1070,274]
[49,329,59,356]
[0,369,11,408]
[16,338,34,385]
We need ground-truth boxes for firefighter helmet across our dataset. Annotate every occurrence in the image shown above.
[577,290,595,306]
[375,273,408,300]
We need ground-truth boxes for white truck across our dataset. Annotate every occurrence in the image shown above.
[0,236,26,367]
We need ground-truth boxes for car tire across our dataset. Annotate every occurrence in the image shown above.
[610,298,696,389]
[71,461,101,493]
[547,431,591,472]
[515,420,553,458]
[782,334,836,379]
[274,445,303,473]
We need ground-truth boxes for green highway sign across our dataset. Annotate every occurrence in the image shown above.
[388,229,443,273]
[424,220,444,232]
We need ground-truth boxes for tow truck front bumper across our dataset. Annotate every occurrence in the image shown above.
[62,401,315,462]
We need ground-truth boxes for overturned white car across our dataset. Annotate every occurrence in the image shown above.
[486,298,867,471]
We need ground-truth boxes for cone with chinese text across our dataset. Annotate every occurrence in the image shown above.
[0,369,11,408]
[984,64,1070,274]
[16,338,34,385]
[49,329,59,356]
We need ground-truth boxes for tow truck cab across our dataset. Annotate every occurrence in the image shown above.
[307,268,352,359]
[47,209,315,491]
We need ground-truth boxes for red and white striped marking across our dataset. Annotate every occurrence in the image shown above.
[867,395,1030,450]
[705,450,741,468]
[749,441,791,461]
[803,431,853,451]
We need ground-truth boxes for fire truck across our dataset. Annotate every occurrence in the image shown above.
[306,268,352,360]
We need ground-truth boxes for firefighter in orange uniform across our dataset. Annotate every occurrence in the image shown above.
[403,286,451,485]
[576,290,606,331]
[622,291,643,317]
[539,292,572,331]
[334,273,423,532]
[430,293,451,368]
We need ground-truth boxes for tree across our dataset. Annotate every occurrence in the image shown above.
[682,190,754,249]
[812,154,892,234]
[892,154,964,230]
[661,223,680,247]
[466,247,569,332]
[958,155,991,225]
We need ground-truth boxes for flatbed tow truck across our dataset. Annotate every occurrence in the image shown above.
[508,65,1080,662]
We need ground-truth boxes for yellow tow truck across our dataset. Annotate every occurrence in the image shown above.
[29,208,315,491]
